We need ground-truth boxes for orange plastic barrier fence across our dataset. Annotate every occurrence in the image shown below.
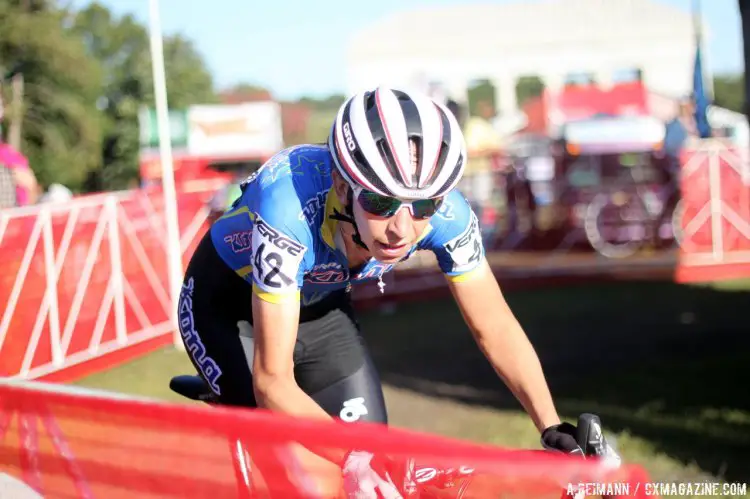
[0,380,655,499]
[677,141,750,282]
[0,187,213,381]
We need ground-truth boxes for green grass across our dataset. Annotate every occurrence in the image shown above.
[697,278,750,292]
[75,280,750,498]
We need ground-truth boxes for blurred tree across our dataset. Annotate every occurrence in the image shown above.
[515,76,545,107]
[299,94,345,112]
[219,83,272,104]
[285,94,345,143]
[71,1,215,191]
[0,0,103,190]
[712,74,744,113]
[466,79,496,117]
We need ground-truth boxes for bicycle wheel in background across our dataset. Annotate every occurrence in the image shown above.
[670,199,686,249]
[583,191,647,259]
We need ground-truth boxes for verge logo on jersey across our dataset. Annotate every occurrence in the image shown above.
[251,214,307,292]
[443,212,482,273]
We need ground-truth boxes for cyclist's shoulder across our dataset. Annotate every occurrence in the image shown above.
[420,188,483,275]
[251,143,332,194]
[234,143,333,226]
[427,189,475,233]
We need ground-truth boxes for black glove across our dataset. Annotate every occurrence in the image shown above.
[542,414,622,467]
[541,422,585,456]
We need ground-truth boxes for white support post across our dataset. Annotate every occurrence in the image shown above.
[40,207,63,367]
[708,145,724,261]
[148,0,184,349]
[106,196,127,346]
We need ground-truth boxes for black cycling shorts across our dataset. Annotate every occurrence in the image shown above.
[177,231,388,424]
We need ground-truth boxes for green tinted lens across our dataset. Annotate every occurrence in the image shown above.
[412,198,443,219]
[358,190,402,217]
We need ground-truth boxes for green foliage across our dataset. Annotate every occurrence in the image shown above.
[0,1,103,189]
[712,73,744,114]
[515,75,545,106]
[306,108,338,144]
[69,1,215,191]
[0,1,216,193]
[298,93,346,113]
[466,79,496,116]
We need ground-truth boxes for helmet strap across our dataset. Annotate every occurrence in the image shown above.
[329,187,369,251]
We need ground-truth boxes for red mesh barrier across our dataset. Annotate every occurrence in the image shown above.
[0,188,214,380]
[676,143,750,282]
[0,381,654,499]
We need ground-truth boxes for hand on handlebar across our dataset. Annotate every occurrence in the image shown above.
[541,422,586,455]
[542,413,622,467]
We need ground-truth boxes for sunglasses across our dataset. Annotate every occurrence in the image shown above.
[352,185,443,220]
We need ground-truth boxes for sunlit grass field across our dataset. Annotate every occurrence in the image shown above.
[76,280,750,498]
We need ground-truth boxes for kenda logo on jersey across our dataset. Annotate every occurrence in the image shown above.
[177,278,223,395]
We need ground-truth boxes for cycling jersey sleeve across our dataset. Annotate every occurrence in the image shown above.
[418,189,485,282]
[211,177,314,304]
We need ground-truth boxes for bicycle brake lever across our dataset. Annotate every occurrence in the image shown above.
[576,413,622,468]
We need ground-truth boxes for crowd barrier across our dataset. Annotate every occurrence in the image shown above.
[676,140,750,282]
[0,187,214,381]
[0,379,654,499]
[4,141,744,382]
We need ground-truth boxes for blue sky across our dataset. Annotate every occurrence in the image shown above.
[70,0,744,100]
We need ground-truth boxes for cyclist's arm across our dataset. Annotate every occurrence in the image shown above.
[247,217,349,470]
[424,191,560,434]
[251,293,332,421]
[244,210,333,422]
[251,296,347,495]
[445,259,561,433]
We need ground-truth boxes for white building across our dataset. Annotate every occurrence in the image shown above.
[346,0,709,117]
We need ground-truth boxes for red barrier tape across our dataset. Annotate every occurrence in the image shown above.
[0,381,653,499]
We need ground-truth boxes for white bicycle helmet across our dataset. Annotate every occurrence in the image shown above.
[328,86,466,200]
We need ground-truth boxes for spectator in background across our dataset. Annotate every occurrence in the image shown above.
[0,161,16,208]
[38,183,73,204]
[664,98,696,156]
[445,98,464,127]
[460,100,503,239]
[663,97,699,187]
[0,140,39,208]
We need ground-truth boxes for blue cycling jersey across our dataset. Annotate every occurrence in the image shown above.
[210,144,485,306]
